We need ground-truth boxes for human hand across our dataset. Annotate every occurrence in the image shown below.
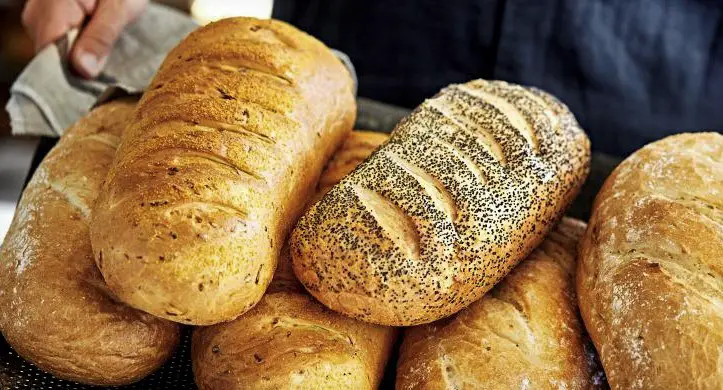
[22,0,148,78]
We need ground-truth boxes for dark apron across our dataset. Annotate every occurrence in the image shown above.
[275,0,723,156]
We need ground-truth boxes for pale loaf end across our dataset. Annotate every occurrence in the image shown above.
[0,100,180,385]
[577,133,723,389]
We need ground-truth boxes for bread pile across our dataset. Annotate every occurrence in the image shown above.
[1,16,720,389]
[192,131,397,389]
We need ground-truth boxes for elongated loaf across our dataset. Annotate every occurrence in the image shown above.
[193,131,396,390]
[291,79,590,326]
[0,100,179,385]
[577,133,723,389]
[90,18,356,325]
[396,218,606,389]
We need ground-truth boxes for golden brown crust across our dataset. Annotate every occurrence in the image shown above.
[577,133,723,389]
[193,131,395,390]
[396,218,605,389]
[0,100,180,386]
[192,292,396,390]
[292,80,590,326]
[90,18,356,325]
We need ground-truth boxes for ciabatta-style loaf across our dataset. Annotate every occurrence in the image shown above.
[192,131,396,390]
[0,100,179,385]
[577,133,723,389]
[90,18,356,325]
[291,79,590,326]
[397,218,606,389]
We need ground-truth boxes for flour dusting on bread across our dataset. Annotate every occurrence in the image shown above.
[578,132,723,389]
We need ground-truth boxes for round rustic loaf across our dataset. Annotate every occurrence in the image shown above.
[291,79,590,326]
[0,100,179,385]
[577,133,723,389]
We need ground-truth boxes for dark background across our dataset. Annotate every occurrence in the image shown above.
[275,0,723,157]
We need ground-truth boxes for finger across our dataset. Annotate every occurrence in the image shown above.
[71,0,148,78]
[22,0,92,52]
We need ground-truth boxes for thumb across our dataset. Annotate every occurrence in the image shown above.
[71,0,147,78]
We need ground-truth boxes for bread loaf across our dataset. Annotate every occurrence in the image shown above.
[577,133,723,389]
[396,218,605,389]
[90,18,356,325]
[0,100,180,385]
[291,79,590,326]
[192,131,396,390]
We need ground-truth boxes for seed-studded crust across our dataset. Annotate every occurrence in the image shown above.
[396,218,606,390]
[192,131,396,390]
[90,18,356,325]
[291,79,590,326]
[577,133,723,389]
[0,100,180,385]
[273,131,392,293]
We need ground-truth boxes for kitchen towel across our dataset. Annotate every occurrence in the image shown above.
[6,3,357,137]
[7,3,197,137]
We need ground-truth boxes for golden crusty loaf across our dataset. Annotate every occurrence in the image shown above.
[397,218,606,389]
[193,131,396,390]
[291,79,590,326]
[577,133,723,389]
[0,100,180,386]
[192,292,396,390]
[90,18,356,325]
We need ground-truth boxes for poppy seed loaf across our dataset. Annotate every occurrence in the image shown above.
[291,79,590,326]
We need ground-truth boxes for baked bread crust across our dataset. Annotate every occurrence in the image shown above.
[192,131,396,389]
[90,18,356,325]
[577,132,723,389]
[292,79,590,326]
[0,100,180,386]
[396,218,605,389]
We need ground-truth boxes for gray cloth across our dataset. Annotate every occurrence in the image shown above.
[6,4,358,138]
[6,4,197,137]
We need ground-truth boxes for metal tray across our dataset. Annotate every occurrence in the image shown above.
[1,329,194,390]
[0,99,620,389]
